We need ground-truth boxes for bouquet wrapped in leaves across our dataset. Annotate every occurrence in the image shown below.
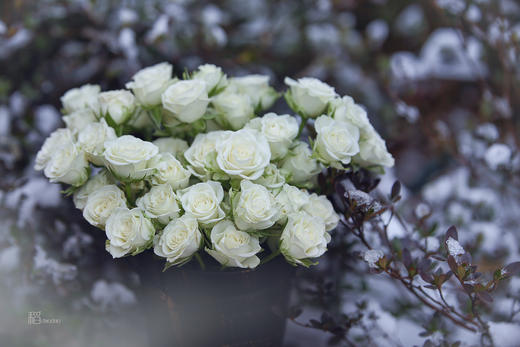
[34,62,393,270]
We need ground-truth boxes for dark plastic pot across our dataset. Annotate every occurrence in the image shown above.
[132,253,296,347]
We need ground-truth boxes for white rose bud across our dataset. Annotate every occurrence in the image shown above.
[103,135,158,180]
[105,207,155,258]
[233,180,279,230]
[43,143,89,186]
[330,96,371,130]
[162,80,209,123]
[280,141,321,185]
[136,184,181,224]
[246,113,298,159]
[98,90,136,124]
[34,128,74,170]
[178,181,225,225]
[355,126,394,168]
[77,119,117,166]
[302,193,339,231]
[216,128,271,180]
[147,153,191,191]
[284,77,336,118]
[275,184,310,224]
[152,137,189,160]
[212,91,254,130]
[73,169,114,210]
[192,64,228,94]
[252,163,285,191]
[184,130,231,178]
[229,75,278,110]
[154,214,202,265]
[205,220,261,269]
[83,185,127,228]
[280,211,330,266]
[126,62,174,107]
[314,115,360,166]
[61,84,100,114]
[63,108,97,133]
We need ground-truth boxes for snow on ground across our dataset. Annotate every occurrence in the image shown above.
[3,178,62,227]
[91,280,136,311]
[391,28,487,82]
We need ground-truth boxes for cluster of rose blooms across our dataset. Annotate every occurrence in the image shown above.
[34,62,394,269]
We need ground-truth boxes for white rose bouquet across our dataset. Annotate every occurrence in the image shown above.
[34,62,394,270]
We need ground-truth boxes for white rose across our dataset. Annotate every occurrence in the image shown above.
[136,184,181,224]
[162,80,209,123]
[252,163,285,191]
[246,113,298,159]
[103,135,158,180]
[105,207,155,258]
[83,185,127,228]
[314,115,360,166]
[73,169,114,210]
[355,126,394,168]
[147,153,191,190]
[77,119,117,166]
[34,128,74,170]
[192,64,228,94]
[154,214,201,265]
[205,220,261,269]
[61,84,100,114]
[229,75,278,110]
[215,128,271,180]
[212,91,254,130]
[152,137,189,160]
[284,77,336,118]
[330,96,371,129]
[280,141,321,185]
[63,108,97,133]
[302,193,339,231]
[275,184,310,224]
[280,211,330,265]
[98,90,136,124]
[233,180,279,230]
[178,181,225,225]
[184,131,231,178]
[126,62,174,106]
[43,143,89,186]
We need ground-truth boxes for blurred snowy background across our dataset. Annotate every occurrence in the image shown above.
[1,0,520,346]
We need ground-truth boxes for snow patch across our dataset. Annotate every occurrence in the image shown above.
[364,249,384,268]
[91,280,136,311]
[484,143,511,170]
[0,245,20,272]
[446,237,465,256]
[489,321,520,347]
[34,105,61,135]
[33,245,77,285]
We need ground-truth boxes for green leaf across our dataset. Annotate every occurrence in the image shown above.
[182,68,192,80]
[503,262,520,278]
[390,180,401,200]
[104,112,124,136]
[208,81,227,97]
[61,185,80,197]
[446,225,458,241]
[247,229,281,238]
[162,261,176,272]
[147,106,163,130]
